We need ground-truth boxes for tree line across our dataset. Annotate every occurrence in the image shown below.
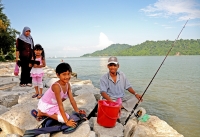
[0,0,19,61]
[81,39,200,57]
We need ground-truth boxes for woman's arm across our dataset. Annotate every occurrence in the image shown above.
[15,39,19,62]
[67,83,79,113]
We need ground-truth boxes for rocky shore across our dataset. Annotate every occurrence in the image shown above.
[0,62,184,137]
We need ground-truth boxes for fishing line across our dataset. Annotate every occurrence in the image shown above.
[123,19,189,125]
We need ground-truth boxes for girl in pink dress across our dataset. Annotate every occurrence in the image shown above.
[30,44,46,99]
[34,63,85,128]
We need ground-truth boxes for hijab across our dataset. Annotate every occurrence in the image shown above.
[18,27,33,49]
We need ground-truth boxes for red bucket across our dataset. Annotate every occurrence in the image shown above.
[97,100,121,128]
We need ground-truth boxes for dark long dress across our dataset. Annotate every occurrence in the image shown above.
[16,38,34,85]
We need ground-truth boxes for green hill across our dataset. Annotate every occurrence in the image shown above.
[81,39,200,56]
[82,44,131,57]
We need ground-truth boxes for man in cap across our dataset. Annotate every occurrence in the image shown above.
[87,56,142,119]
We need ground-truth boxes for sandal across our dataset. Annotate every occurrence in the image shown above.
[27,83,32,87]
[32,94,39,98]
[19,84,26,87]
[31,109,46,121]
[37,94,43,99]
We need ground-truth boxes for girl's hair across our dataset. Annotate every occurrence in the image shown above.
[34,44,45,60]
[56,63,72,75]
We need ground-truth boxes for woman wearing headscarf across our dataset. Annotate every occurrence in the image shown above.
[16,27,34,87]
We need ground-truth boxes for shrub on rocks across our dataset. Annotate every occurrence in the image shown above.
[0,55,6,62]
[4,53,15,61]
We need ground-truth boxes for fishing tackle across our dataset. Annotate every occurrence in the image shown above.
[123,19,189,125]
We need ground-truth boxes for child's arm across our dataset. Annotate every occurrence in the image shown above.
[67,83,79,113]
[37,58,46,68]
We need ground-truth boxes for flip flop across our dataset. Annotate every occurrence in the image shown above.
[19,84,26,87]
[31,109,46,121]
[37,94,43,99]
[27,83,32,87]
[32,94,39,98]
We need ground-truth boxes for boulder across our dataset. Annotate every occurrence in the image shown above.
[124,115,184,137]
[0,105,9,115]
[63,93,97,115]
[0,100,40,136]
[51,121,90,137]
[93,117,124,137]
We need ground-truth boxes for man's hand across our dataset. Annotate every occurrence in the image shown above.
[135,94,143,101]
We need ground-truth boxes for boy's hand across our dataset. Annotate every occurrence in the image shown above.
[66,119,77,127]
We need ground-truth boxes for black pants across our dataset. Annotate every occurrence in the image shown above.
[87,104,98,120]
[20,60,32,85]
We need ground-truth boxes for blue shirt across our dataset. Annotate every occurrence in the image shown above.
[100,71,132,99]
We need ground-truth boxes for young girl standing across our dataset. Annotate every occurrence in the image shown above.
[32,63,85,128]
[30,44,46,99]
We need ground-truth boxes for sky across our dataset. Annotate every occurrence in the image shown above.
[2,0,200,57]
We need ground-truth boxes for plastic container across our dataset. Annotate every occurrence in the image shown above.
[97,100,121,127]
[14,63,19,76]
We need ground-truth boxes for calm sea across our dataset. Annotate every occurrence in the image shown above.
[46,56,200,137]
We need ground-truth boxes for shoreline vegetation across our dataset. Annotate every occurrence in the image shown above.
[0,62,184,137]
[82,39,200,57]
[0,39,200,62]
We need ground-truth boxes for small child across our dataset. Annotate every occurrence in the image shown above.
[32,63,85,128]
[30,44,46,99]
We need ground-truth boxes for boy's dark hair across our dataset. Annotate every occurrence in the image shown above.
[34,44,45,60]
[56,63,72,75]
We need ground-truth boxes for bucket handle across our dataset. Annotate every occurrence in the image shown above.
[100,106,121,120]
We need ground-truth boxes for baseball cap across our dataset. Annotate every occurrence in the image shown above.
[108,56,119,65]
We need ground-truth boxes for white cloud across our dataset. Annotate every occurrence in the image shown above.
[59,32,113,57]
[96,32,113,49]
[187,22,200,26]
[141,0,200,20]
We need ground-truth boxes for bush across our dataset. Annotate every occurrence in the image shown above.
[0,55,6,62]
[4,52,15,60]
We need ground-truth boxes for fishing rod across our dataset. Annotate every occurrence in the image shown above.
[123,19,189,125]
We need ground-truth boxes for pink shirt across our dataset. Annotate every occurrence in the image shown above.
[41,83,68,105]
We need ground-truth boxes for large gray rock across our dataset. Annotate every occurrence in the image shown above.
[125,115,184,137]
[73,85,100,96]
[93,117,124,137]
[0,105,9,115]
[63,93,97,115]
[51,121,90,137]
[0,100,40,136]
[18,88,48,104]
[45,78,59,87]
[0,94,19,107]
[123,118,137,137]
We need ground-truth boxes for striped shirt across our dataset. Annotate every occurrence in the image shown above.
[100,71,132,99]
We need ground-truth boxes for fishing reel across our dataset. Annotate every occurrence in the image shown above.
[134,110,143,118]
[133,107,146,119]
